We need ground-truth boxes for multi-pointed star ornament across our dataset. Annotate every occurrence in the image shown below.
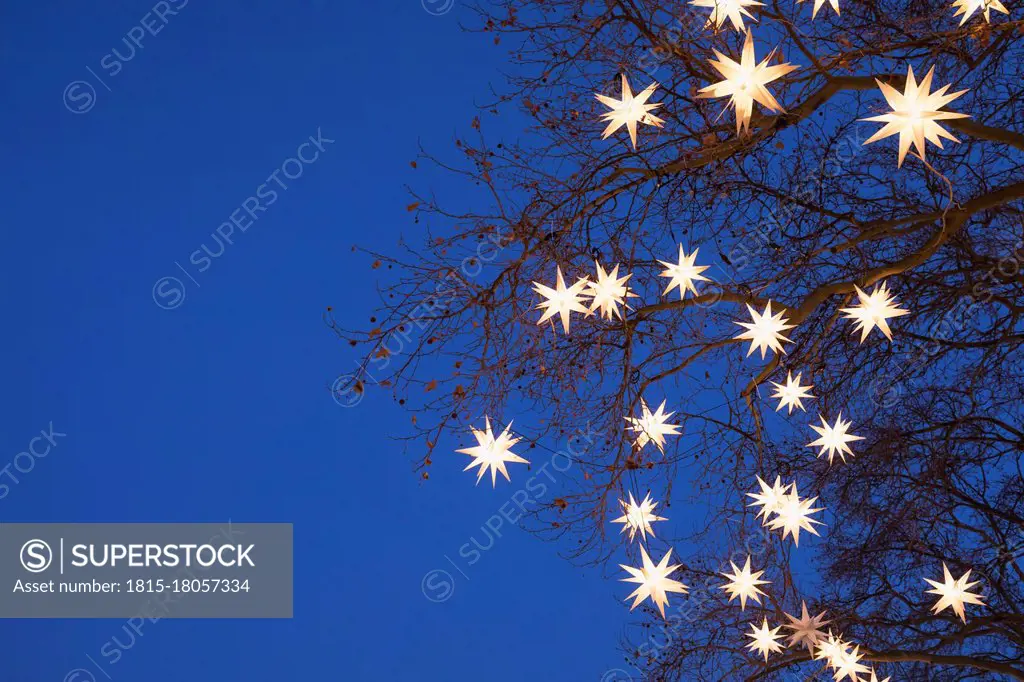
[840,282,909,343]
[456,417,530,486]
[735,301,795,358]
[862,65,969,167]
[830,645,870,682]
[596,74,665,149]
[747,475,792,521]
[925,563,985,622]
[807,413,865,464]
[659,245,711,299]
[746,618,785,661]
[767,485,824,546]
[586,261,637,321]
[770,371,815,413]
[720,556,770,610]
[620,546,688,618]
[952,0,1009,25]
[612,492,667,543]
[625,399,682,453]
[697,30,798,135]
[783,602,830,653]
[533,266,591,334]
[799,0,840,18]
[690,0,764,32]
[814,631,848,666]
[862,670,891,682]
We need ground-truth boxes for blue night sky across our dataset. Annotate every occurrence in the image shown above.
[0,1,638,680]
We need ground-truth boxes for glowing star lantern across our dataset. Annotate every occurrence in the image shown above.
[952,0,1008,24]
[799,0,840,18]
[770,371,814,413]
[691,0,764,32]
[596,75,665,149]
[746,618,785,661]
[783,602,830,653]
[807,413,864,464]
[734,301,795,359]
[767,485,823,546]
[747,475,792,521]
[697,30,798,135]
[720,556,770,610]
[863,670,891,682]
[925,563,985,622]
[619,546,688,619]
[659,245,711,299]
[533,266,591,334]
[814,631,848,667]
[831,645,870,682]
[586,262,637,321]
[840,281,909,343]
[862,65,969,167]
[613,492,667,543]
[456,417,530,487]
[625,399,682,453]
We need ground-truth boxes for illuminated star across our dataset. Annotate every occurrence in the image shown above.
[625,399,682,453]
[767,485,824,546]
[745,617,785,661]
[586,261,637,321]
[596,74,665,149]
[800,0,840,18]
[807,413,864,464]
[697,30,798,135]
[456,417,530,486]
[952,0,1008,24]
[659,245,711,299]
[831,645,870,682]
[747,475,792,521]
[690,0,764,32]
[720,556,770,610]
[783,602,830,653]
[862,65,969,167]
[734,301,795,359]
[770,371,815,413]
[612,492,667,543]
[924,563,985,622]
[533,266,591,334]
[862,670,891,682]
[840,282,909,343]
[814,631,848,667]
[619,546,688,618]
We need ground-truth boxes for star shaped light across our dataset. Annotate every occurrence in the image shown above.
[620,546,688,618]
[596,74,665,149]
[720,556,770,610]
[586,261,637,320]
[800,0,840,18]
[840,282,909,343]
[734,301,795,358]
[625,399,682,453]
[747,475,792,521]
[659,245,711,299]
[807,413,865,464]
[862,670,891,682]
[814,631,848,666]
[612,492,667,543]
[533,266,591,334]
[697,30,798,135]
[690,0,764,32]
[767,485,824,546]
[862,65,969,167]
[783,602,830,653]
[746,618,785,661]
[456,417,530,486]
[831,645,870,682]
[770,371,815,413]
[952,0,1009,24]
[924,563,985,622]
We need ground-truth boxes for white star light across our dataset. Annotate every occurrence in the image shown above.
[612,492,667,543]
[863,670,891,682]
[747,475,792,521]
[831,645,870,682]
[814,631,848,666]
[720,556,770,610]
[952,0,1008,25]
[783,602,830,653]
[840,282,909,343]
[807,413,865,464]
[767,485,824,546]
[586,261,636,320]
[659,245,711,299]
[596,74,665,149]
[734,301,795,358]
[691,0,764,32]
[862,65,969,167]
[533,266,591,334]
[800,0,840,18]
[625,399,682,453]
[770,371,815,413]
[697,30,798,135]
[925,563,985,622]
[746,618,785,661]
[620,546,688,618]
[456,417,530,486]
